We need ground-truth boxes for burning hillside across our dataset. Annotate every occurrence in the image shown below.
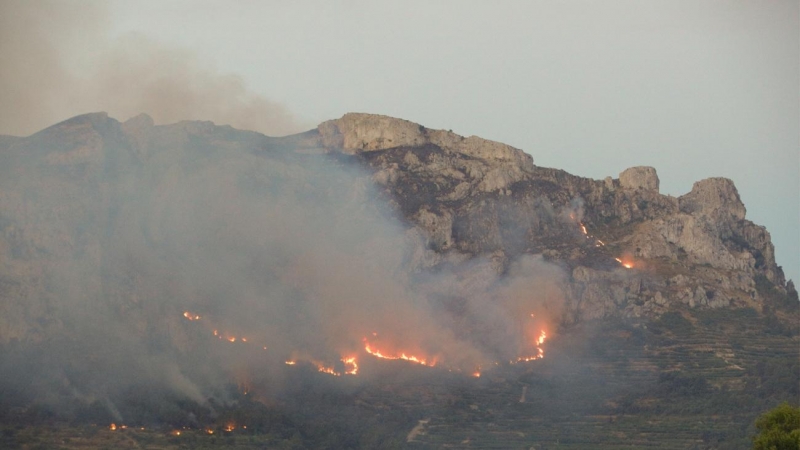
[0,112,796,448]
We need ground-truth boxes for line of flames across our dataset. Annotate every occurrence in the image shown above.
[576,221,634,269]
[184,314,552,378]
[362,339,435,367]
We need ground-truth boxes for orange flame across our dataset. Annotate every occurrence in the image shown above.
[183,311,201,321]
[342,356,358,375]
[516,330,548,362]
[615,258,633,269]
[316,364,340,376]
[206,429,214,435]
[109,423,117,431]
[537,330,547,346]
[285,360,296,365]
[224,424,235,432]
[363,339,434,366]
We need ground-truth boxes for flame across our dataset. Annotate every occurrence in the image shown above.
[183,311,200,321]
[285,360,296,365]
[316,364,340,376]
[170,430,182,436]
[109,423,117,431]
[241,337,247,342]
[227,336,236,343]
[363,339,434,366]
[516,330,548,362]
[615,258,633,269]
[537,330,547,346]
[224,424,235,432]
[206,429,214,435]
[580,223,588,236]
[342,356,358,375]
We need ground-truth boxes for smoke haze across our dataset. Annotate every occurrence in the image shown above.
[0,114,566,424]
[0,0,303,137]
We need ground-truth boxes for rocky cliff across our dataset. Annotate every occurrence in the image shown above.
[306,113,792,320]
[0,112,794,345]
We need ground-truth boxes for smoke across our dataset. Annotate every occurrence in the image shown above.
[0,0,304,137]
[0,114,569,425]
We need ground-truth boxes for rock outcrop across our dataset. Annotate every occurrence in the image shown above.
[310,114,792,321]
[619,166,660,192]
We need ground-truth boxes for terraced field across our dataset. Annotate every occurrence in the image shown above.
[404,308,799,449]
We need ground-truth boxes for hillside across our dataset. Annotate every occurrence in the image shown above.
[0,112,796,449]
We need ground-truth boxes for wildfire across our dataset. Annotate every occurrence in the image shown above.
[342,356,358,375]
[206,429,214,435]
[515,330,548,362]
[227,336,236,343]
[183,311,201,321]
[109,423,117,431]
[363,339,434,366]
[615,258,633,269]
[316,364,340,376]
[170,430,182,436]
[285,360,296,365]
[580,223,588,236]
[224,424,235,432]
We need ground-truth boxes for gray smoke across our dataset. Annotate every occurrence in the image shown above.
[0,0,304,137]
[0,114,568,424]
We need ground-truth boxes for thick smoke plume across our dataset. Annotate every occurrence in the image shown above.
[0,114,567,425]
[0,0,303,137]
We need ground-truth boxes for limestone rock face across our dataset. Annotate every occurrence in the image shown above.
[311,113,791,319]
[619,166,660,192]
[318,113,534,170]
[679,177,746,221]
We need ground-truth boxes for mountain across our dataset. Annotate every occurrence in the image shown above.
[0,112,796,449]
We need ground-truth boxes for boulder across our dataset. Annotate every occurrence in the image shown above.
[619,166,659,192]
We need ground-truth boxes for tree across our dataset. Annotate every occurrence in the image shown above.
[752,402,800,450]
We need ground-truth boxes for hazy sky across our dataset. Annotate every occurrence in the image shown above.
[3,0,798,283]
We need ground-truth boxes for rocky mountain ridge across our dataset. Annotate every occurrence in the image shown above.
[0,112,794,345]
[303,113,791,319]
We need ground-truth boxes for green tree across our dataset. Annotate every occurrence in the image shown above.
[752,402,800,450]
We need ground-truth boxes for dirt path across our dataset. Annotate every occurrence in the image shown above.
[406,418,430,442]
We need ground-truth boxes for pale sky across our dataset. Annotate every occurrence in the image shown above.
[4,0,798,283]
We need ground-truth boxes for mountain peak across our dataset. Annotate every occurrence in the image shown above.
[317,113,534,170]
